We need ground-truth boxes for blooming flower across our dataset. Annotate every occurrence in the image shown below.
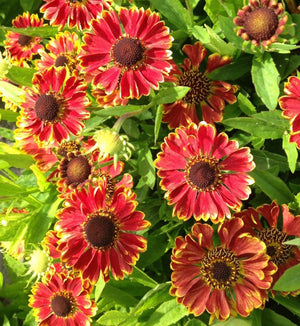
[279,76,300,148]
[36,31,81,73]
[40,0,111,30]
[4,12,44,62]
[29,269,97,325]
[233,0,288,48]
[56,179,150,283]
[154,122,255,223]
[16,66,90,145]
[170,218,276,322]
[80,7,173,99]
[234,200,300,296]
[162,42,238,128]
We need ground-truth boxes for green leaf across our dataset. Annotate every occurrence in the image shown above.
[0,154,34,169]
[0,272,3,289]
[101,283,139,307]
[273,295,300,317]
[94,105,141,117]
[141,299,188,326]
[0,109,18,122]
[252,53,280,110]
[20,0,36,11]
[250,168,294,204]
[204,0,243,24]
[273,264,300,292]
[137,147,156,189]
[184,320,206,326]
[192,25,210,43]
[0,127,14,141]
[1,25,59,38]
[268,42,300,53]
[237,93,256,115]
[148,0,192,30]
[23,309,36,326]
[212,316,252,326]
[133,283,171,315]
[219,15,244,50]
[284,238,300,246]
[262,308,297,326]
[154,105,163,145]
[282,133,298,173]
[6,65,35,87]
[273,54,300,81]
[95,274,106,302]
[30,165,49,192]
[122,118,140,139]
[96,311,129,325]
[130,266,158,288]
[3,315,10,326]
[153,86,190,105]
[223,111,289,140]
[0,80,26,107]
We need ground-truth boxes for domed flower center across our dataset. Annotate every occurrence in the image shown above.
[51,294,73,317]
[84,212,118,250]
[34,94,59,121]
[112,37,144,68]
[201,248,240,290]
[185,158,220,191]
[259,228,293,266]
[178,70,210,104]
[244,8,278,41]
[55,55,68,67]
[18,34,32,46]
[65,155,91,185]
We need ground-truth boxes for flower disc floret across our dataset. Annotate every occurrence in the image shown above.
[154,122,255,223]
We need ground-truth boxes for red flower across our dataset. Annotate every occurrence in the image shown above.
[40,0,111,30]
[80,8,173,99]
[36,31,81,73]
[170,218,276,322]
[279,76,300,149]
[154,122,255,223]
[29,269,97,325]
[4,12,44,62]
[56,179,150,283]
[162,42,238,128]
[234,0,288,48]
[234,200,300,296]
[16,66,90,145]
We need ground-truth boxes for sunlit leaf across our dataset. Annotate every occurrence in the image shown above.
[273,264,300,292]
[282,133,298,173]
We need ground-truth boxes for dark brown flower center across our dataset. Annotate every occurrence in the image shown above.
[244,8,279,41]
[178,70,210,104]
[34,94,59,121]
[18,34,32,46]
[51,294,72,317]
[112,37,144,68]
[201,248,240,290]
[259,228,293,266]
[185,158,221,191]
[55,55,68,67]
[66,156,91,185]
[84,212,118,250]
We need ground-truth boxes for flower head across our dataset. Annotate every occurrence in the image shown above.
[56,179,150,283]
[36,31,81,73]
[154,122,255,223]
[4,12,44,62]
[163,42,238,128]
[40,0,111,30]
[80,7,173,99]
[234,201,300,296]
[279,76,300,148]
[170,218,276,322]
[234,0,288,48]
[16,66,90,145]
[29,269,97,325]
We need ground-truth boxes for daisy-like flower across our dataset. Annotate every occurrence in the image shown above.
[29,269,97,325]
[16,66,90,145]
[40,0,111,30]
[80,7,173,99]
[234,201,300,296]
[170,218,276,322]
[162,42,238,128]
[4,12,44,62]
[154,122,255,223]
[56,179,150,283]
[36,31,81,73]
[233,0,288,48]
[279,76,300,148]
[53,137,133,198]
